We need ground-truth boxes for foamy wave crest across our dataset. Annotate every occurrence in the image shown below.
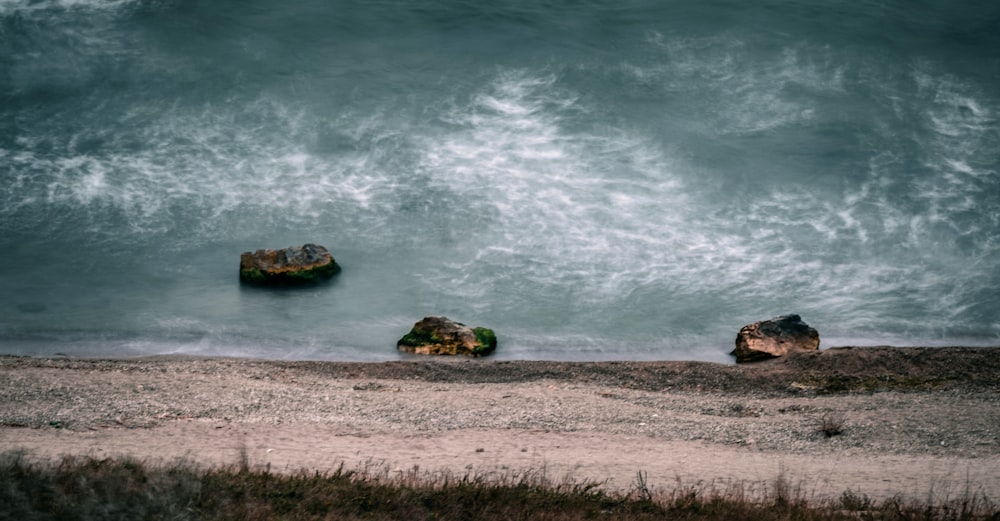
[913,70,999,242]
[631,33,846,135]
[729,62,1000,335]
[417,70,699,309]
[0,0,137,15]
[596,32,998,340]
[401,61,999,342]
[407,68,811,346]
[2,95,408,242]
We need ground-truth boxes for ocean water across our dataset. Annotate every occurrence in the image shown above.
[2,0,998,362]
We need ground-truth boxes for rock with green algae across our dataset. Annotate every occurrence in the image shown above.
[239,244,341,286]
[397,316,497,357]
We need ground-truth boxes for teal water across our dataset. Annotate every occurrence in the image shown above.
[2,0,998,361]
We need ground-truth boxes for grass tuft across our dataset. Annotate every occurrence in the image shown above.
[817,412,846,438]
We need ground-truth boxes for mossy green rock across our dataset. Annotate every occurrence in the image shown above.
[239,244,341,286]
[398,316,497,357]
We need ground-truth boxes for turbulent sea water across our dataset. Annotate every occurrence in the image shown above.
[2,0,999,362]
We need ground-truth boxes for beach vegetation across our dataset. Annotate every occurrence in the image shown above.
[1,452,997,521]
[817,412,846,438]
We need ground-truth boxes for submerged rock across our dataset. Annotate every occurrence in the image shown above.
[732,314,819,363]
[239,244,341,285]
[397,316,497,357]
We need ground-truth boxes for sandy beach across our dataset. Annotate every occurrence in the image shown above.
[2,347,998,502]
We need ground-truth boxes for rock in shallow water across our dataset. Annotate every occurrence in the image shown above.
[732,314,820,363]
[239,244,341,285]
[397,316,497,357]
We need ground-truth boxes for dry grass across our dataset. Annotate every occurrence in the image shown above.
[817,412,847,438]
[1,451,997,521]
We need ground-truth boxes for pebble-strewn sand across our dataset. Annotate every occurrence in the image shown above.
[2,347,998,501]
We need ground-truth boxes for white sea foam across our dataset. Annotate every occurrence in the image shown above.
[417,70,697,305]
[631,34,847,136]
[4,92,418,240]
[408,66,893,341]
[0,0,136,15]
[721,60,1000,336]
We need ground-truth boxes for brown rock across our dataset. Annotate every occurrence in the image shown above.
[397,316,497,357]
[239,243,341,285]
[732,314,819,363]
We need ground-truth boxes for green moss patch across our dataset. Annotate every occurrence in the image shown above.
[398,327,443,347]
[472,327,497,356]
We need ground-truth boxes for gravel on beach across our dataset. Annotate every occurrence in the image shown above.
[2,346,998,458]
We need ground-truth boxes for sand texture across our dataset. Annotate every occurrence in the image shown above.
[1,347,998,501]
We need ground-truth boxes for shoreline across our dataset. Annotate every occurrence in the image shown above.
[2,346,998,501]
